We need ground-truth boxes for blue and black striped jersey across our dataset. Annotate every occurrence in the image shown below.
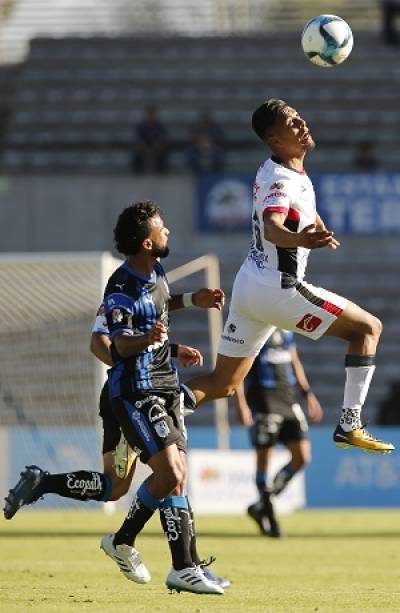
[104,260,178,397]
[246,329,296,391]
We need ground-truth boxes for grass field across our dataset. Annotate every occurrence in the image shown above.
[1,509,400,612]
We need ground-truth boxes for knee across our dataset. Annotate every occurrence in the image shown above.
[291,446,311,470]
[371,316,383,339]
[351,314,382,343]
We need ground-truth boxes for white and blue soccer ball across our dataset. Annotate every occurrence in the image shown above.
[301,14,353,68]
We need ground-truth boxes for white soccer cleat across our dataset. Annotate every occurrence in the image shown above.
[166,566,224,595]
[100,533,150,583]
[113,433,137,479]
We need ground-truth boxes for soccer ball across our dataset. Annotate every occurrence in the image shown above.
[301,14,353,68]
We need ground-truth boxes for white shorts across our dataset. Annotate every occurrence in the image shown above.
[219,269,348,358]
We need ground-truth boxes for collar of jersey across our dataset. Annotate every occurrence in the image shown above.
[122,261,156,283]
[270,155,305,175]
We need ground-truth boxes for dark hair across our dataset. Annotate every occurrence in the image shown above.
[114,201,162,256]
[252,98,288,142]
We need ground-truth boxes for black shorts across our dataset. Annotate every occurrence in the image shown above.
[247,387,308,449]
[111,389,187,464]
[99,381,121,455]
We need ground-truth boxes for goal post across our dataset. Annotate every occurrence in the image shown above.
[167,254,229,450]
[0,251,229,506]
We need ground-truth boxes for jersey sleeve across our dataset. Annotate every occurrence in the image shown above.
[91,302,110,335]
[258,179,293,217]
[104,293,137,340]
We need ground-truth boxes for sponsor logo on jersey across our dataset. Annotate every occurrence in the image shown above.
[296,313,322,332]
[270,181,284,190]
[111,308,123,323]
[228,323,236,333]
[115,282,125,290]
[264,191,288,201]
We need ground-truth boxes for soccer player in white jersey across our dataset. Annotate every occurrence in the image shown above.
[185,98,394,454]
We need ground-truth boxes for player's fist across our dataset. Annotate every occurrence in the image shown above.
[148,321,168,346]
[193,288,225,310]
[177,344,204,368]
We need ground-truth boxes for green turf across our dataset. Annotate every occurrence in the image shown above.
[1,509,400,612]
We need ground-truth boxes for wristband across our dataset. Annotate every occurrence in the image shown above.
[182,292,194,308]
[170,343,179,357]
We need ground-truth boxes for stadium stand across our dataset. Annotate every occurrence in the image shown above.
[0,0,398,428]
[1,29,399,174]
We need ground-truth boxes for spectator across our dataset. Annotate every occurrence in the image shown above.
[133,105,169,174]
[187,111,225,173]
[380,1,400,45]
[352,140,380,171]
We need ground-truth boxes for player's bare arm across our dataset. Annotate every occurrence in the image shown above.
[169,288,225,311]
[263,210,339,250]
[113,321,168,358]
[90,332,113,366]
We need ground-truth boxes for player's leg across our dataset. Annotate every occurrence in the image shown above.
[273,402,310,496]
[325,299,393,453]
[3,383,123,519]
[103,392,223,594]
[273,439,311,496]
[246,403,281,537]
[185,495,230,589]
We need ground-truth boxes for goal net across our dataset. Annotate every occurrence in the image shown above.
[0,251,227,510]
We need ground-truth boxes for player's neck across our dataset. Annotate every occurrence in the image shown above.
[126,254,156,279]
[271,154,305,174]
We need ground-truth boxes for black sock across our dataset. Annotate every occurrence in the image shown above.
[114,480,161,547]
[159,496,193,570]
[186,497,201,565]
[37,471,111,501]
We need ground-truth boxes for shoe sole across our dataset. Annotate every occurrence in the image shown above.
[3,471,42,520]
[166,582,223,595]
[335,441,394,454]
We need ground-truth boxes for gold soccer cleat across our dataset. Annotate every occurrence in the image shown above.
[113,433,138,479]
[333,424,395,455]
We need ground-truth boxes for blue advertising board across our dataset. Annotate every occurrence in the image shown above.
[197,172,400,234]
[4,426,400,508]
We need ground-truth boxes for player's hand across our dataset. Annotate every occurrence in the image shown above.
[306,391,323,423]
[235,403,254,428]
[177,344,204,368]
[300,224,340,250]
[192,288,225,311]
[148,321,168,346]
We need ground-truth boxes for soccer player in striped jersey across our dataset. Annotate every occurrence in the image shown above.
[186,98,394,455]
[4,201,227,595]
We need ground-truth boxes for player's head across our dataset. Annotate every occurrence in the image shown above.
[114,201,170,258]
[252,98,315,154]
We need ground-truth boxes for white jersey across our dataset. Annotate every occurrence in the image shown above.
[241,158,316,287]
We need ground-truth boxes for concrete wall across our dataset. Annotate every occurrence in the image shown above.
[0,174,198,254]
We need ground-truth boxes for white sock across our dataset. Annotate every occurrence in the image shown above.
[341,365,376,431]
